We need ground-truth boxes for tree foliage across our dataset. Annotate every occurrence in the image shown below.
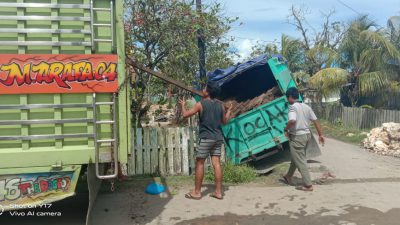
[250,6,400,108]
[319,16,400,107]
[124,0,237,127]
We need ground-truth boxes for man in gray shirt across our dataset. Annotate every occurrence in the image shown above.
[283,87,325,191]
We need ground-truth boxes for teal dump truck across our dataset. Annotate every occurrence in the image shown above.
[207,55,299,164]
[0,0,130,222]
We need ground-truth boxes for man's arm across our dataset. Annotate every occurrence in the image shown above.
[312,120,325,145]
[284,120,296,132]
[284,105,297,136]
[309,107,325,145]
[179,99,202,118]
[222,103,233,125]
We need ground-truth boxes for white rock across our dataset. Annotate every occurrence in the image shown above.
[362,123,400,158]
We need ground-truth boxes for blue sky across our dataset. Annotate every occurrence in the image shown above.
[213,0,400,60]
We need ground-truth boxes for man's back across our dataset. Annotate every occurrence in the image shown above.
[199,99,224,141]
[288,102,317,135]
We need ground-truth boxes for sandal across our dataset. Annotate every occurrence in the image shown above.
[295,186,314,192]
[281,175,292,185]
[210,193,223,200]
[185,192,201,200]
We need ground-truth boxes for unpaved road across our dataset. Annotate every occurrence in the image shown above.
[92,137,400,225]
[1,137,400,225]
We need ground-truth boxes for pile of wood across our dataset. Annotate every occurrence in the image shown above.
[362,122,400,158]
[223,87,280,120]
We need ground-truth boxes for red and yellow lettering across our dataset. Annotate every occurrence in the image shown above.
[0,63,25,86]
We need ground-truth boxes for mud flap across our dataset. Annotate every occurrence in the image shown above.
[306,135,322,159]
[86,163,103,225]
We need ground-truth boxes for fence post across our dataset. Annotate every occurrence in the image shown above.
[174,128,182,174]
[136,128,143,175]
[150,128,158,174]
[181,127,189,175]
[143,128,151,174]
[167,128,175,175]
[158,128,167,176]
[188,127,195,174]
[128,127,136,175]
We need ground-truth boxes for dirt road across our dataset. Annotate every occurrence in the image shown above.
[92,137,400,225]
[2,137,399,225]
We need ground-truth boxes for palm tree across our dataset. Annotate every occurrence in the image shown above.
[310,16,400,107]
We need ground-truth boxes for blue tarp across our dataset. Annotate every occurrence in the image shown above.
[207,54,270,87]
[206,54,283,101]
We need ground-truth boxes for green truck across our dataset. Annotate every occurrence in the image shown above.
[0,0,130,222]
[207,55,306,164]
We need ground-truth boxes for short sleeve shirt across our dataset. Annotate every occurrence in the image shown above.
[288,102,317,135]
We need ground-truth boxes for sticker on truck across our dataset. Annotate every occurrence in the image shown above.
[0,166,81,211]
[0,54,118,94]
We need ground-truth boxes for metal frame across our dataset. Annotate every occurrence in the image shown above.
[0,118,92,125]
[0,1,114,50]
[90,0,115,52]
[0,133,94,141]
[0,103,92,110]
[0,3,90,9]
[0,93,119,180]
[92,93,118,179]
[0,41,92,46]
[0,15,90,21]
[0,28,91,34]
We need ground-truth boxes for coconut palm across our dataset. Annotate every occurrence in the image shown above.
[310,15,400,107]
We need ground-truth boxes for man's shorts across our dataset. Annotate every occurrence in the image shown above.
[196,139,223,159]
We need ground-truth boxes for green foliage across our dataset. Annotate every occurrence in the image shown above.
[314,120,368,144]
[336,16,400,107]
[124,0,237,127]
[309,68,349,98]
[205,161,257,184]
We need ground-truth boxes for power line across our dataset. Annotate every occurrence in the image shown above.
[335,0,384,30]
[336,0,362,16]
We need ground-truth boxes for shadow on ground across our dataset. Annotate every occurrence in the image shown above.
[92,175,230,225]
[176,205,400,225]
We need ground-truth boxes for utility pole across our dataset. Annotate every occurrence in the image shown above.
[196,0,206,84]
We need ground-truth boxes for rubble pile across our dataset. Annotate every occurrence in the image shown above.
[362,122,400,157]
[223,87,280,120]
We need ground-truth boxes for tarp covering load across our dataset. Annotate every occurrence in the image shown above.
[207,54,283,119]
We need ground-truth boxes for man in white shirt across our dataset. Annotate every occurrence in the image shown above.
[283,87,325,191]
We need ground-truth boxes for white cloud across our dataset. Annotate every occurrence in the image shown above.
[233,38,259,62]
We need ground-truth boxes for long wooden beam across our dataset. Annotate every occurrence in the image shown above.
[126,57,204,97]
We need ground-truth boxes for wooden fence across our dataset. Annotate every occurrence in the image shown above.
[128,127,225,176]
[312,104,400,129]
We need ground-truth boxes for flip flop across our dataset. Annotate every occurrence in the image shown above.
[281,176,291,185]
[210,193,223,200]
[295,186,314,192]
[185,192,201,200]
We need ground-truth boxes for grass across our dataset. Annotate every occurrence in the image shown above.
[313,119,368,144]
[205,161,258,184]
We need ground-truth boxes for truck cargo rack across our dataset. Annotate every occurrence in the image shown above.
[0,93,119,180]
[0,0,115,52]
